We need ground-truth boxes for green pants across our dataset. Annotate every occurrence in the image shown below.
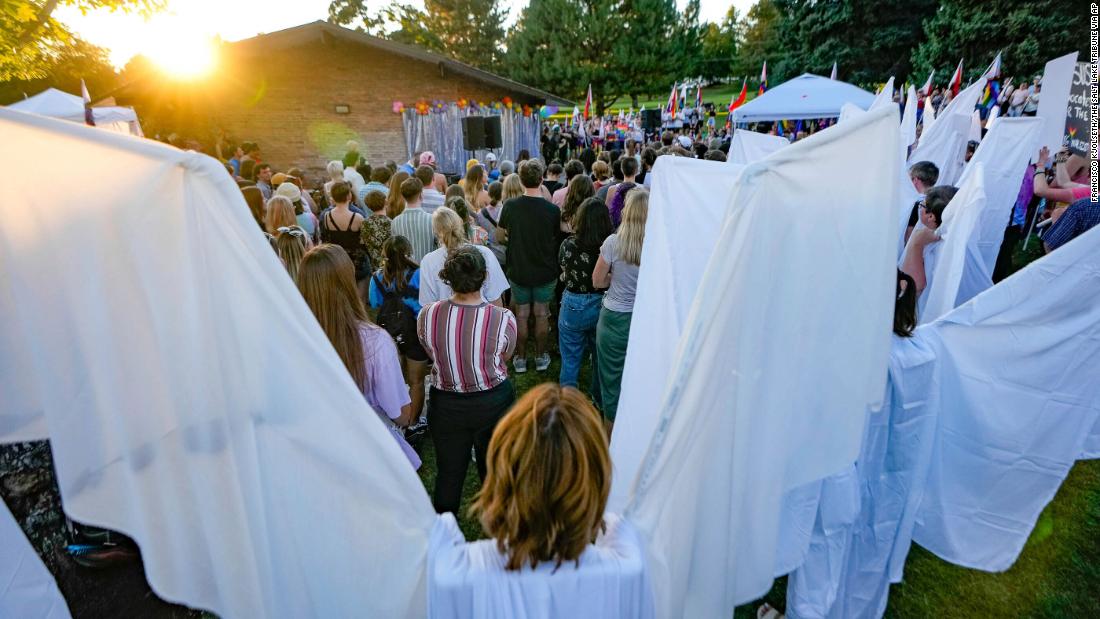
[596,306,633,421]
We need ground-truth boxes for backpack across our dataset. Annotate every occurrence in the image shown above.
[373,273,420,355]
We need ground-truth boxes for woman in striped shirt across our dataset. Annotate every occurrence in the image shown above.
[418,246,517,515]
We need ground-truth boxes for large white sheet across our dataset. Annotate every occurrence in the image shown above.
[624,106,899,617]
[913,224,1100,571]
[7,88,143,136]
[919,164,987,323]
[726,130,789,166]
[908,78,987,186]
[900,86,918,149]
[0,108,436,618]
[609,156,745,511]
[0,500,72,619]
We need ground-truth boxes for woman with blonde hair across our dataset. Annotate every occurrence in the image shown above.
[274,225,310,281]
[447,196,489,246]
[591,160,611,191]
[264,195,298,235]
[323,160,345,207]
[473,383,610,569]
[463,164,491,210]
[418,207,508,306]
[298,244,420,468]
[429,383,651,616]
[501,173,524,204]
[385,170,411,219]
[592,188,648,429]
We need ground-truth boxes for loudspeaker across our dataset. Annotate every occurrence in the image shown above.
[483,116,502,149]
[462,116,486,150]
[642,109,662,131]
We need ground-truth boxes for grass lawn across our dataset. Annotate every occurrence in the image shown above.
[550,83,759,122]
[412,237,1100,617]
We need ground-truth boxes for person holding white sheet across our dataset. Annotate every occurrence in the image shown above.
[904,161,939,244]
[594,189,648,428]
[298,244,420,469]
[900,185,955,299]
[430,383,653,618]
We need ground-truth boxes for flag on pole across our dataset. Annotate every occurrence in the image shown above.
[948,59,963,97]
[665,83,679,119]
[758,61,768,95]
[695,84,703,111]
[980,52,1002,109]
[726,78,747,128]
[81,79,95,127]
[680,82,688,105]
[584,84,592,120]
[920,70,934,96]
[830,61,837,80]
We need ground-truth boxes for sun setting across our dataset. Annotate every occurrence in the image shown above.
[142,26,217,78]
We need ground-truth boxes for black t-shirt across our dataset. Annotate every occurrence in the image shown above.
[499,195,561,286]
[543,179,563,195]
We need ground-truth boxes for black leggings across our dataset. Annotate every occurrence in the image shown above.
[427,379,516,515]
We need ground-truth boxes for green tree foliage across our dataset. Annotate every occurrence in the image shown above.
[912,0,1087,84]
[698,7,742,83]
[0,36,118,104]
[505,0,620,111]
[735,0,784,84]
[328,0,507,70]
[771,0,935,88]
[0,0,161,81]
[507,0,695,112]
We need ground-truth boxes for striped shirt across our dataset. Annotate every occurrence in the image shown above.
[418,300,517,393]
[391,206,436,262]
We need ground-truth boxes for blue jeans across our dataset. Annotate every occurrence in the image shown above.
[558,291,602,401]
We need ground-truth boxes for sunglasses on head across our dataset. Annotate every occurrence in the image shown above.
[277,226,306,238]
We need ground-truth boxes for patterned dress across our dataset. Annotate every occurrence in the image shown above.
[361,212,393,270]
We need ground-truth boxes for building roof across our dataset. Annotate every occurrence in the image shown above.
[232,21,573,108]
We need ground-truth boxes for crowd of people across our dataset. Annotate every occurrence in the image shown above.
[222,95,1095,587]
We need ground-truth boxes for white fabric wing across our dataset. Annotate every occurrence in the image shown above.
[913,225,1100,571]
[0,109,437,618]
[0,501,72,619]
[900,86,918,148]
[870,77,895,110]
[626,107,899,618]
[909,78,987,186]
[609,157,744,511]
[952,117,1042,306]
[919,164,987,323]
[726,130,789,166]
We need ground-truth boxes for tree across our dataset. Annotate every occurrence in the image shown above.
[735,0,784,84]
[613,0,697,106]
[0,0,161,81]
[0,36,118,104]
[698,7,741,83]
[770,0,934,89]
[505,0,620,112]
[911,0,1086,85]
[328,0,506,70]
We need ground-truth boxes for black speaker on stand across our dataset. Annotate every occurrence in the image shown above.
[462,116,486,151]
[642,109,662,133]
[483,116,502,149]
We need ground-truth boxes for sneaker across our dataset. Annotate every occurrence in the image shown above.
[513,357,528,374]
[535,353,551,372]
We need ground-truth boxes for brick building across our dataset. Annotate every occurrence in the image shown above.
[121,21,569,179]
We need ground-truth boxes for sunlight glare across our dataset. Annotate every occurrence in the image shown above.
[144,26,217,79]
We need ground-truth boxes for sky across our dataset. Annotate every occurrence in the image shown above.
[56,0,756,69]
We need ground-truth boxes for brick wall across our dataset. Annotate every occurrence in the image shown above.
[202,38,535,184]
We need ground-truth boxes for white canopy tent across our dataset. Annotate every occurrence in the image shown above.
[7,88,143,136]
[731,74,875,123]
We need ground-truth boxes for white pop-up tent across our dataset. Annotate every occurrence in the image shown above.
[7,88,143,136]
[731,74,875,123]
